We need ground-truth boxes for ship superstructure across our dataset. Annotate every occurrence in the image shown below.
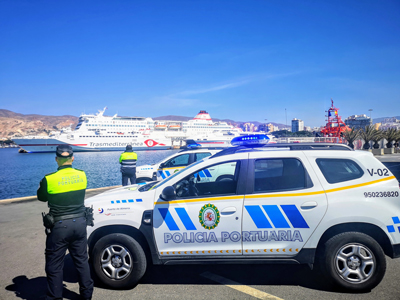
[320,99,350,138]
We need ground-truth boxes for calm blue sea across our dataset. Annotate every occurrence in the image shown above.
[0,148,179,200]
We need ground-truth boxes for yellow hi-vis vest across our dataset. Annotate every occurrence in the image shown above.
[119,151,138,163]
[46,167,87,194]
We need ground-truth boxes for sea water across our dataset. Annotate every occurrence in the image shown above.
[0,148,178,200]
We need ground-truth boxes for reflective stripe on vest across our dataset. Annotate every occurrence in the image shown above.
[46,168,87,194]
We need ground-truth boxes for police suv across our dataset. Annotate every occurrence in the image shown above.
[135,147,222,182]
[85,135,400,292]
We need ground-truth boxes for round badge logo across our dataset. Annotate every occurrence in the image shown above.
[199,204,220,230]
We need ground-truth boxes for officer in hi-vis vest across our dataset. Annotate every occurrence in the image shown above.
[119,144,137,186]
[37,145,93,300]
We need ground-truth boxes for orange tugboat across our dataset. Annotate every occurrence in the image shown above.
[320,99,350,141]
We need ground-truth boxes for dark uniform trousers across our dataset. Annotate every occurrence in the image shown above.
[45,217,93,300]
[121,167,136,186]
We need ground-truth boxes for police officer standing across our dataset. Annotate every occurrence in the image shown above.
[37,145,93,300]
[119,144,137,186]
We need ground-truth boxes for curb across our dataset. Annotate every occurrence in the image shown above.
[0,185,122,204]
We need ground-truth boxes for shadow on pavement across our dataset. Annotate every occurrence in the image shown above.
[93,263,369,294]
[5,254,84,300]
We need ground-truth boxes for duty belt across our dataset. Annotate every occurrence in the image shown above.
[54,212,86,222]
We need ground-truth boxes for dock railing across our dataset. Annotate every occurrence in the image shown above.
[275,137,345,144]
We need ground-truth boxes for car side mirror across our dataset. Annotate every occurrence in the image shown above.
[160,186,176,201]
[159,163,165,168]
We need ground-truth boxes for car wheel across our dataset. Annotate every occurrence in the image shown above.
[320,232,386,291]
[92,233,147,289]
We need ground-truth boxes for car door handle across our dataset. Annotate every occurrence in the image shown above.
[300,201,318,210]
[221,207,237,215]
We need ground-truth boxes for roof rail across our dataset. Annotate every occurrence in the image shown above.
[211,143,352,158]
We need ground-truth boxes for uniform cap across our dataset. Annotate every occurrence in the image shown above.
[56,145,73,157]
[126,145,132,150]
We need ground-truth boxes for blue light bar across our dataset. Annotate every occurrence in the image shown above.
[231,134,270,147]
[187,143,202,149]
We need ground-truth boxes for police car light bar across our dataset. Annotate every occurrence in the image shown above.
[186,143,202,149]
[231,134,270,147]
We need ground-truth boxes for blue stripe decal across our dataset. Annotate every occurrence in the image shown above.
[116,200,121,204]
[262,205,290,228]
[387,225,395,233]
[393,216,400,224]
[136,199,143,202]
[175,208,197,230]
[128,199,134,203]
[199,171,206,178]
[245,206,272,228]
[158,208,179,231]
[111,201,114,204]
[280,205,309,228]
[122,200,127,203]
[159,171,166,179]
[165,170,171,176]
[203,169,212,177]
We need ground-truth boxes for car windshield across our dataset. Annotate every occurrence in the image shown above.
[150,159,206,190]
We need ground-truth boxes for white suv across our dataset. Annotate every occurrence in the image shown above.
[86,137,400,292]
[135,147,222,182]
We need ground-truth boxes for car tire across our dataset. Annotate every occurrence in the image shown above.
[319,232,386,292]
[92,233,147,289]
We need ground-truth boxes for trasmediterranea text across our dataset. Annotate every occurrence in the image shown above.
[164,230,303,244]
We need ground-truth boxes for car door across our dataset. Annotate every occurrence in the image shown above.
[157,153,191,180]
[242,151,328,256]
[153,156,246,257]
[157,151,214,181]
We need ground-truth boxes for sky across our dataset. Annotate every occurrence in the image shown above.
[0,0,399,127]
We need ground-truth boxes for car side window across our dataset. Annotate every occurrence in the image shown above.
[164,154,190,168]
[254,158,312,193]
[174,161,239,198]
[194,152,211,161]
[316,158,364,184]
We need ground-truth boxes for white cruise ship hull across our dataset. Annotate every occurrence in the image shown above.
[12,136,171,153]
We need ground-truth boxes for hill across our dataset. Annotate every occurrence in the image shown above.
[0,109,78,138]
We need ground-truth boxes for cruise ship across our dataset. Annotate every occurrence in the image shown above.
[12,108,243,153]
[12,108,170,153]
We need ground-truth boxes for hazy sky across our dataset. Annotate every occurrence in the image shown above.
[0,0,399,127]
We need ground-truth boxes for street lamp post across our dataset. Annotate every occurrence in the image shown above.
[368,109,373,125]
[285,109,287,129]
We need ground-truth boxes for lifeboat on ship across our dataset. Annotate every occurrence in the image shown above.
[155,124,168,130]
[168,124,181,129]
